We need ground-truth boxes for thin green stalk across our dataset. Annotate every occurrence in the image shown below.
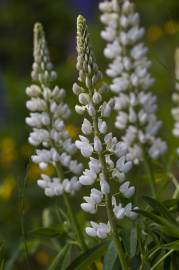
[150,249,174,270]
[92,117,129,270]
[142,147,157,199]
[99,153,129,270]
[62,193,87,251]
[56,164,98,270]
[55,163,87,251]
[19,163,31,270]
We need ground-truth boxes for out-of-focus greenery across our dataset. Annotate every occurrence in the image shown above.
[0,0,179,269]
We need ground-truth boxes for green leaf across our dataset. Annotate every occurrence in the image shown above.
[171,252,179,269]
[122,227,138,258]
[163,199,179,208]
[29,224,66,238]
[103,241,117,270]
[136,209,179,238]
[143,196,178,226]
[66,242,108,270]
[5,244,22,270]
[164,256,171,270]
[162,240,179,251]
[48,244,71,270]
[129,228,138,258]
[5,240,39,270]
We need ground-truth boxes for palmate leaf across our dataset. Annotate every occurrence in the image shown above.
[143,196,178,226]
[66,242,108,270]
[48,244,71,270]
[103,241,117,270]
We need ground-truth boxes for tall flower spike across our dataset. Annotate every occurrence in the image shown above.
[172,48,179,154]
[26,22,83,197]
[74,15,136,269]
[100,0,167,163]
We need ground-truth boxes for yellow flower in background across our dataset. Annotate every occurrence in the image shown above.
[66,124,79,138]
[147,25,163,43]
[0,176,16,200]
[27,163,55,181]
[35,250,49,266]
[0,137,17,165]
[96,261,103,270]
[164,20,178,35]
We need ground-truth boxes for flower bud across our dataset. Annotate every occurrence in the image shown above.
[81,118,92,135]
[101,102,111,117]
[72,83,84,95]
[75,105,86,115]
[79,93,90,105]
[93,91,102,104]
[94,136,103,152]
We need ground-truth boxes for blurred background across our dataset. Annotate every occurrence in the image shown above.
[0,0,179,269]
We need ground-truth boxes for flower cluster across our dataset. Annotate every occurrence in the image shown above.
[26,23,82,197]
[73,15,137,239]
[99,0,167,163]
[172,48,179,154]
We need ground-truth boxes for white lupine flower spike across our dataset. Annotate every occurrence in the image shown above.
[100,0,167,199]
[100,0,167,164]
[26,22,87,251]
[26,23,83,197]
[172,48,179,155]
[74,15,137,268]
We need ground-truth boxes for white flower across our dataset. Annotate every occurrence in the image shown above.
[99,173,110,194]
[79,169,97,185]
[120,181,135,198]
[100,0,167,161]
[116,156,132,173]
[101,102,111,117]
[79,93,90,105]
[93,92,102,104]
[149,139,167,160]
[27,23,83,198]
[87,102,96,116]
[98,119,107,134]
[124,203,138,220]
[75,15,136,236]
[72,83,84,95]
[94,136,103,152]
[81,118,92,135]
[105,155,114,169]
[81,196,96,214]
[90,188,103,204]
[112,197,126,220]
[89,158,101,174]
[86,221,111,239]
[26,85,41,97]
[75,105,86,115]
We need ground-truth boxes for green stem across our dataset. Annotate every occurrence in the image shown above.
[62,193,87,251]
[142,147,157,199]
[98,153,129,270]
[150,249,174,270]
[56,163,87,251]
[92,116,128,269]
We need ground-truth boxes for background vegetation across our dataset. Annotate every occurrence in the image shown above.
[0,0,179,269]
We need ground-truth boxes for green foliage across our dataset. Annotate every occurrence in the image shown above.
[0,0,179,269]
